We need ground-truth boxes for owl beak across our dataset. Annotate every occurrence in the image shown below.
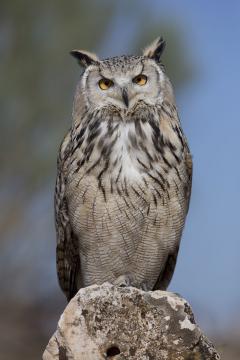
[122,88,129,108]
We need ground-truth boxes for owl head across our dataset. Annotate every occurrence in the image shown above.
[71,38,172,114]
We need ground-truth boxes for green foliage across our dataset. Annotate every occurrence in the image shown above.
[0,0,115,192]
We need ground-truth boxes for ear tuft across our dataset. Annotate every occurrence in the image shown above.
[70,50,99,67]
[143,37,166,62]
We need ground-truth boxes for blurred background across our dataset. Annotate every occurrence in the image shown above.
[0,0,240,358]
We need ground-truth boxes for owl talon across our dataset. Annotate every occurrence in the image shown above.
[113,274,134,288]
[140,282,149,292]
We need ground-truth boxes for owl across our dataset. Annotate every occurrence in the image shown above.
[55,37,192,301]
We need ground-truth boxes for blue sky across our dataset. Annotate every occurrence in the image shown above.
[142,0,240,332]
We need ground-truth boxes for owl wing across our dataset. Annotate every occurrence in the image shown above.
[184,142,193,213]
[55,131,80,301]
[153,140,193,290]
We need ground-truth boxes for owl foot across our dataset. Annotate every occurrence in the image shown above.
[139,282,149,292]
[113,274,135,288]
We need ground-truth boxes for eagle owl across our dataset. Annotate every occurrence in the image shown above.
[55,37,192,301]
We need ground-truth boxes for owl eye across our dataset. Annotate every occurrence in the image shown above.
[99,78,113,90]
[133,74,147,86]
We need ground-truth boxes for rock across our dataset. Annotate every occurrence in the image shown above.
[43,283,220,360]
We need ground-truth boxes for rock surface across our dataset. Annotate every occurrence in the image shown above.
[43,283,220,360]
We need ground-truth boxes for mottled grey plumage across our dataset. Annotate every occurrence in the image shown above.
[55,38,192,301]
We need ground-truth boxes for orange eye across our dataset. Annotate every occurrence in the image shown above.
[99,78,113,90]
[133,74,147,86]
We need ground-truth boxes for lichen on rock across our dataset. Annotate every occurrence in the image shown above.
[43,283,220,359]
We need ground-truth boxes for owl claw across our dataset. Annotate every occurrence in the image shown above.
[140,282,149,292]
[113,274,134,288]
[113,275,150,290]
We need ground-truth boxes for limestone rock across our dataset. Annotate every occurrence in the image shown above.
[43,283,220,360]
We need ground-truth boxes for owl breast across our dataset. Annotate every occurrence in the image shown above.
[66,107,189,289]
